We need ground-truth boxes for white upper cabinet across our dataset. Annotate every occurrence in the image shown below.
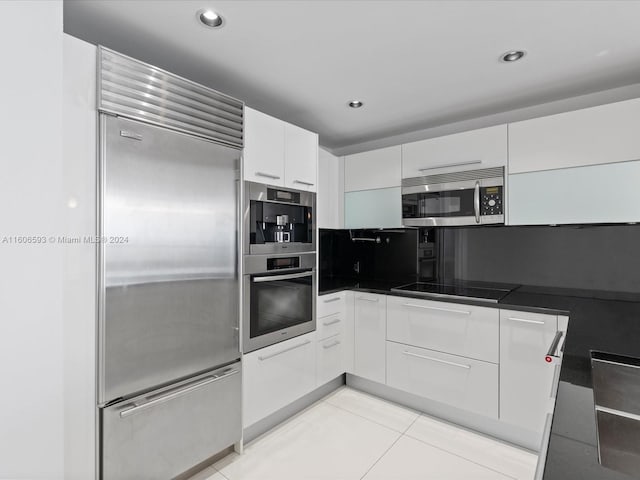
[244,107,285,186]
[344,145,401,191]
[317,149,343,228]
[509,98,640,174]
[402,125,507,178]
[284,123,318,192]
[244,107,318,191]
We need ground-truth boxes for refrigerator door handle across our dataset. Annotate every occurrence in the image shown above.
[119,369,240,418]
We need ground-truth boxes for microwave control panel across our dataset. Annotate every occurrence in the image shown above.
[480,186,503,216]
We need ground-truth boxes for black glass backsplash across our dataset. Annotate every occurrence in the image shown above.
[438,224,640,295]
[320,224,640,297]
[319,228,420,285]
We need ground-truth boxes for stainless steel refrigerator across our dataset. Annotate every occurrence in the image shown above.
[98,114,241,479]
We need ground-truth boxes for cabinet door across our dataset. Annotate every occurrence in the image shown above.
[508,160,640,225]
[344,145,401,191]
[353,293,386,384]
[500,310,558,433]
[284,123,317,192]
[402,125,507,179]
[243,107,285,186]
[242,333,315,428]
[316,334,345,386]
[509,98,640,174]
[344,187,401,228]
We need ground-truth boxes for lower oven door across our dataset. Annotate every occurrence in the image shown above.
[101,362,241,480]
[243,269,316,353]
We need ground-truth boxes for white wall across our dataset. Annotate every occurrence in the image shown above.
[63,34,98,480]
[0,1,65,479]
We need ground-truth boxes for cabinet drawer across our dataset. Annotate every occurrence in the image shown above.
[318,312,344,341]
[243,333,316,428]
[387,341,498,418]
[386,296,499,363]
[317,334,345,386]
[318,292,345,318]
[102,364,241,480]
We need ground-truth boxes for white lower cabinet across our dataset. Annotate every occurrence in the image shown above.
[499,310,559,434]
[243,332,316,428]
[386,296,499,363]
[354,293,387,384]
[316,334,345,386]
[386,341,499,418]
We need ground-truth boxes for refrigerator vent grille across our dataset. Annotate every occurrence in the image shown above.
[98,47,244,149]
[402,166,504,187]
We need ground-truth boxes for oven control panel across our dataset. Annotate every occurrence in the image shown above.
[480,186,503,216]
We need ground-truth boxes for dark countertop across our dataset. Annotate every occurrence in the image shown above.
[319,277,640,480]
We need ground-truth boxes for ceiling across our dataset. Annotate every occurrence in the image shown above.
[64,1,640,154]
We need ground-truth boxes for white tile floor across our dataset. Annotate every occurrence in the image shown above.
[189,387,537,480]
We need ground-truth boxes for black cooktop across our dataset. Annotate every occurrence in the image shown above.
[391,282,514,303]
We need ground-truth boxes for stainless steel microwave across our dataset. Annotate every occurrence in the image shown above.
[402,167,505,227]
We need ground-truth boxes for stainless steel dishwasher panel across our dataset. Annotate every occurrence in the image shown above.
[592,356,640,416]
[595,409,640,477]
[101,362,241,480]
[591,352,640,476]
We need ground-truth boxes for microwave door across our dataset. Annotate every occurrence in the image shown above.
[403,188,478,226]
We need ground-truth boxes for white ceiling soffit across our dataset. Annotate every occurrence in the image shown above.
[64,1,640,154]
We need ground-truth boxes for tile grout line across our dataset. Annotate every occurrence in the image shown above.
[402,414,519,480]
[357,413,421,480]
[211,465,231,480]
[357,431,404,480]
[325,398,421,435]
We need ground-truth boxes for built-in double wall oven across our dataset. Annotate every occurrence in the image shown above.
[243,182,316,353]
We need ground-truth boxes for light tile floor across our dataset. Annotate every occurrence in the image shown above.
[189,387,537,480]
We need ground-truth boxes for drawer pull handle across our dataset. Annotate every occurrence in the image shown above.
[402,351,471,370]
[119,369,239,418]
[293,179,314,186]
[323,318,341,326]
[323,297,341,304]
[323,340,341,349]
[357,297,379,302]
[595,405,640,423]
[255,171,281,180]
[508,317,545,325]
[403,303,471,315]
[418,160,482,171]
[258,340,311,361]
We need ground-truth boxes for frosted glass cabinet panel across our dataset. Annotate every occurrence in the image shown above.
[509,160,640,225]
[344,187,401,228]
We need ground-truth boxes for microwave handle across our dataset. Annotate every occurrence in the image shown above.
[474,181,480,224]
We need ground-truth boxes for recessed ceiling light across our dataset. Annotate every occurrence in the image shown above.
[500,50,526,63]
[348,100,364,108]
[198,9,224,28]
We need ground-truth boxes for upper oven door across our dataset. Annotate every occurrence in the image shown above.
[243,269,316,353]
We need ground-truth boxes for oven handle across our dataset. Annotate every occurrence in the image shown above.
[473,181,480,224]
[253,271,313,283]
